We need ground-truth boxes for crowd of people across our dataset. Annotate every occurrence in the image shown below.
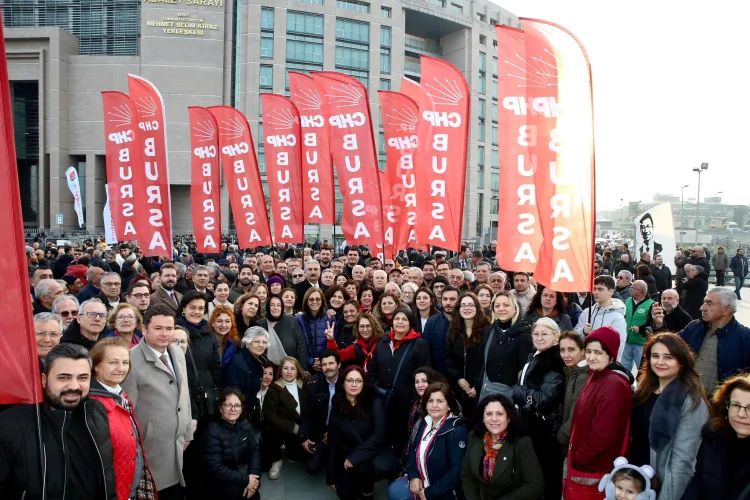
[2,237,750,500]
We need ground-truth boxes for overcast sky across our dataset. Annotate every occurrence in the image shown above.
[491,0,749,210]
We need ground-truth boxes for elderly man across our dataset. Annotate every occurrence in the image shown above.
[30,267,54,296]
[97,272,123,312]
[61,298,108,350]
[294,260,324,309]
[77,266,105,302]
[388,267,403,286]
[510,272,536,316]
[33,279,65,314]
[473,261,491,288]
[409,267,424,287]
[622,280,655,373]
[258,255,276,284]
[489,271,507,294]
[615,270,633,301]
[34,311,63,361]
[51,295,80,329]
[651,289,692,333]
[448,268,465,291]
[683,265,709,320]
[320,268,335,287]
[689,246,710,275]
[372,270,388,293]
[384,259,396,274]
[614,253,636,276]
[680,288,750,395]
[351,264,366,285]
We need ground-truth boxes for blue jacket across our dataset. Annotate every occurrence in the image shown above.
[730,254,749,278]
[221,339,237,371]
[679,318,750,383]
[76,283,101,303]
[422,313,450,373]
[407,415,469,500]
[223,347,264,405]
[296,312,333,368]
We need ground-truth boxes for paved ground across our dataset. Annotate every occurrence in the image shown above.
[709,284,750,324]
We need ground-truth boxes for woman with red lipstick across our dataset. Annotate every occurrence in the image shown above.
[631,333,708,499]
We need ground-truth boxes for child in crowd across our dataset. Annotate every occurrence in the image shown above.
[599,457,656,500]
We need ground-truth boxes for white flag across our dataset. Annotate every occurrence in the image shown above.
[65,167,85,228]
[104,184,118,244]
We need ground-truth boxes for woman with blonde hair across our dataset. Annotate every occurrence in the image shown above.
[106,302,143,347]
[209,304,239,370]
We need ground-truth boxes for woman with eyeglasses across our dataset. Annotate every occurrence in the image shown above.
[258,295,308,369]
[326,311,384,372]
[682,373,750,500]
[296,288,333,373]
[105,303,143,347]
[208,304,239,370]
[511,318,565,499]
[202,387,261,499]
[234,292,263,334]
[89,337,158,500]
[172,325,190,354]
[630,333,707,499]
[411,287,438,334]
[445,293,490,418]
[327,365,387,500]
[177,291,222,422]
[224,327,270,420]
[401,282,418,306]
[388,382,469,500]
[263,356,309,480]
[281,288,298,316]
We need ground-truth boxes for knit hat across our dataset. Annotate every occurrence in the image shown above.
[430,276,449,288]
[586,326,621,359]
[266,273,285,287]
[533,317,560,337]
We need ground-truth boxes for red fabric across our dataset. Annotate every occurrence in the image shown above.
[389,328,420,351]
[569,369,632,473]
[0,15,43,404]
[188,107,222,253]
[65,264,90,286]
[91,392,138,500]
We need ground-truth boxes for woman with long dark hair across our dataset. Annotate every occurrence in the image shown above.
[461,394,544,500]
[631,333,708,499]
[326,308,384,371]
[474,284,494,316]
[400,367,447,472]
[412,287,438,334]
[374,292,405,334]
[326,365,388,500]
[525,286,574,331]
[325,285,348,322]
[334,299,360,352]
[556,331,588,454]
[682,374,750,500]
[296,287,333,373]
[234,293,263,333]
[445,292,490,417]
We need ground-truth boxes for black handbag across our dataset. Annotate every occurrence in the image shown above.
[374,342,413,409]
[186,345,220,418]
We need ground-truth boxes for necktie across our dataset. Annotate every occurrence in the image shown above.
[171,292,178,305]
[160,353,175,377]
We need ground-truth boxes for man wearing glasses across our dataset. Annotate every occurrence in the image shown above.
[61,298,108,350]
[34,311,63,362]
[97,271,123,312]
[51,295,80,329]
[126,281,152,314]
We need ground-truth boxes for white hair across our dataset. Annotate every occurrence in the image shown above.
[34,312,63,331]
[709,287,738,314]
[34,279,58,298]
[79,298,105,315]
[410,267,423,278]
[463,270,475,282]
[52,295,79,314]
[401,282,418,294]
[241,326,269,348]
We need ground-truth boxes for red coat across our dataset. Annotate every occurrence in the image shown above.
[569,366,632,473]
[90,384,157,500]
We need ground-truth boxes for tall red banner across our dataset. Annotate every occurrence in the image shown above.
[0,17,42,404]
[519,19,595,292]
[127,74,173,257]
[378,90,426,252]
[188,107,222,252]
[495,26,543,273]
[208,106,272,248]
[414,57,470,252]
[400,77,421,104]
[289,72,335,224]
[378,170,395,259]
[260,95,305,243]
[102,91,146,241]
[311,72,384,250]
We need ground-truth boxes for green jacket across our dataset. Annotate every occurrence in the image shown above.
[625,297,654,345]
[460,434,544,500]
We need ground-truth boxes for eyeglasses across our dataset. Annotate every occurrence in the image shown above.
[172,339,188,346]
[116,315,136,321]
[617,275,627,279]
[85,312,107,319]
[345,378,364,385]
[129,293,150,300]
[532,332,554,339]
[102,282,121,288]
[36,330,62,339]
[58,310,78,318]
[359,324,372,330]
[460,303,476,309]
[727,401,750,416]
[308,297,322,303]
[222,403,243,411]
[293,274,304,278]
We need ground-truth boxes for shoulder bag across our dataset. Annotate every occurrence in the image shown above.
[187,345,220,418]
[479,328,514,401]
[374,342,413,409]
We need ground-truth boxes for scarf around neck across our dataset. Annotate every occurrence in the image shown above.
[482,430,508,481]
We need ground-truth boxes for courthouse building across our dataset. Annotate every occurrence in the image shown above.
[2,0,517,244]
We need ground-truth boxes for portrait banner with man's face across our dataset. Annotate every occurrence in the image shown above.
[634,202,676,273]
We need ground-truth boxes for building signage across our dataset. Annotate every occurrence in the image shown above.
[143,0,224,7]
[145,12,221,37]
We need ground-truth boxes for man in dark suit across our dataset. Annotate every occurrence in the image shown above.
[148,263,183,314]
[638,213,663,256]
[190,265,214,301]
[294,259,325,310]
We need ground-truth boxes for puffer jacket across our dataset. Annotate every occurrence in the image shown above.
[89,380,157,500]
[557,361,589,450]
[473,319,534,390]
[176,317,222,420]
[296,312,333,368]
[202,417,261,500]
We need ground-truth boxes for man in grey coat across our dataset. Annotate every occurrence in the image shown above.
[122,304,193,500]
[711,246,730,286]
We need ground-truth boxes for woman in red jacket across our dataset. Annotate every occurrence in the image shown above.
[89,337,157,500]
[325,311,384,372]
[565,326,634,499]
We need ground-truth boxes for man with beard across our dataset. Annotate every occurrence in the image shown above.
[0,343,116,499]
[422,260,437,288]
[342,247,360,278]
[299,350,340,476]
[489,271,507,295]
[148,263,183,314]
[318,244,333,270]
[294,260,324,309]
[52,295,81,329]
[422,286,459,372]
[651,289,692,333]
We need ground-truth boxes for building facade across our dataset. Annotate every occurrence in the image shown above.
[3,0,517,246]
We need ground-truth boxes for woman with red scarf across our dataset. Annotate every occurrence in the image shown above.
[326,311,384,372]
[369,308,431,454]
[461,394,544,500]
[388,382,469,500]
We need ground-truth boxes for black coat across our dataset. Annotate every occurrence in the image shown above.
[513,348,565,441]
[651,264,673,292]
[681,426,750,500]
[53,253,75,279]
[474,320,534,390]
[690,256,711,275]
[299,373,336,442]
[683,272,709,320]
[327,395,388,485]
[368,334,432,413]
[654,304,693,334]
[0,401,117,500]
[177,317,222,420]
[61,319,100,350]
[263,379,308,437]
[202,417,261,500]
[223,348,265,414]
[444,330,483,410]
[258,316,308,370]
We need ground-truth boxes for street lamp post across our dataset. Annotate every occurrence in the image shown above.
[619,198,624,238]
[692,162,709,231]
[713,191,723,244]
[680,184,689,246]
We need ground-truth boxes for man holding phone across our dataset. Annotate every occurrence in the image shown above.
[651,289,692,334]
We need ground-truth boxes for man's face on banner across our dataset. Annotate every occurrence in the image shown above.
[640,216,654,243]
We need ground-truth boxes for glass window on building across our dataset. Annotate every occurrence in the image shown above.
[257,123,264,150]
[476,193,484,235]
[336,68,369,87]
[492,102,498,123]
[450,3,463,13]
[288,11,325,36]
[379,79,391,90]
[478,146,485,167]
[381,26,392,47]
[477,12,485,22]
[428,0,446,7]
[492,56,498,77]
[479,52,486,72]
[491,195,498,215]
[491,149,498,168]
[336,18,370,43]
[381,6,392,17]
[287,35,324,64]
[478,98,486,119]
[336,18,370,80]
[491,78,497,100]
[337,0,370,13]
[258,152,266,174]
[380,49,391,74]
[491,168,499,192]
[260,65,273,89]
[479,34,486,46]
[478,123,485,142]
[491,125,497,146]
[479,73,486,94]
[261,8,275,30]
[260,34,274,59]
[290,0,324,4]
